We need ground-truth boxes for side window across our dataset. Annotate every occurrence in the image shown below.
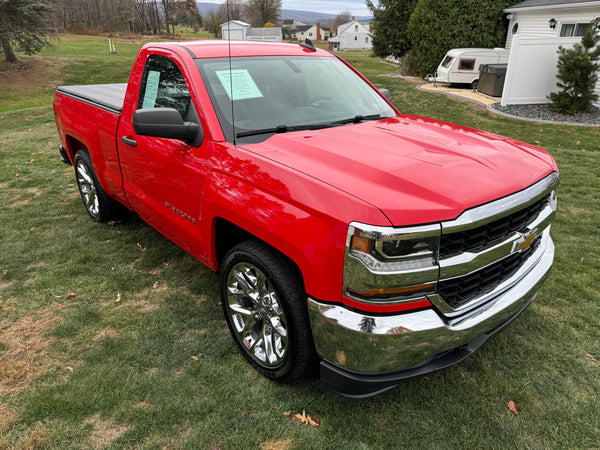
[560,22,589,37]
[138,55,191,121]
[458,58,475,71]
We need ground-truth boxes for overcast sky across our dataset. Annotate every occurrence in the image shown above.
[281,0,373,16]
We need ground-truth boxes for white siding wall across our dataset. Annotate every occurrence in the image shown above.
[502,5,600,107]
[337,21,372,50]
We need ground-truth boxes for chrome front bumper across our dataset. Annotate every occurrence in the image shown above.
[308,233,554,398]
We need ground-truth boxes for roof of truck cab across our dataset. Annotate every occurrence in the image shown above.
[143,40,334,59]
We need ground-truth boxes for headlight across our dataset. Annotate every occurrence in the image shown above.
[344,223,441,303]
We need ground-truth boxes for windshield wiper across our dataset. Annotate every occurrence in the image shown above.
[236,123,336,139]
[333,114,383,125]
[235,114,385,139]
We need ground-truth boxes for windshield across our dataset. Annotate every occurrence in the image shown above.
[196,55,396,144]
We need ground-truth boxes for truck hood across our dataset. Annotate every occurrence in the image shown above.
[241,115,557,226]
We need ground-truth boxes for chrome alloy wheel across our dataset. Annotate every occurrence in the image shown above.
[75,159,100,218]
[226,262,289,367]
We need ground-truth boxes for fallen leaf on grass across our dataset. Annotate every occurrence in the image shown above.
[2,270,7,275]
[507,401,519,415]
[149,270,159,275]
[114,293,121,303]
[152,281,160,289]
[586,353,598,364]
[136,243,146,251]
[283,411,291,416]
[65,366,73,372]
[291,410,320,428]
[67,291,76,298]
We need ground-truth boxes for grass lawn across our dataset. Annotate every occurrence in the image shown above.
[1,35,599,448]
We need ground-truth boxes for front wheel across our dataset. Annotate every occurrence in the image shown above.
[221,240,315,381]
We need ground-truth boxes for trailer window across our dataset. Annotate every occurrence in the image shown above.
[441,56,453,68]
[458,59,475,71]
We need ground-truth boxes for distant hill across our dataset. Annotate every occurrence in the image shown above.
[196,2,371,24]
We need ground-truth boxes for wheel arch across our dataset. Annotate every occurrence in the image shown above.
[212,217,306,293]
[62,135,87,164]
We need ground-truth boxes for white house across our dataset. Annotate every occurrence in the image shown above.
[328,19,372,51]
[501,0,600,107]
[220,20,251,41]
[220,21,282,43]
[247,27,282,42]
[301,23,329,41]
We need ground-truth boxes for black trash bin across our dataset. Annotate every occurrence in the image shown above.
[477,64,507,97]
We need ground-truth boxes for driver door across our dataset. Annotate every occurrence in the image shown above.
[118,53,205,256]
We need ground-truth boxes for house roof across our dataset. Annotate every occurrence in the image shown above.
[506,0,599,11]
[294,25,312,32]
[219,20,250,28]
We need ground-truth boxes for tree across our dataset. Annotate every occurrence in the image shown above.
[0,0,52,63]
[366,0,416,59]
[203,9,224,37]
[549,19,600,114]
[407,0,512,77]
[174,0,202,31]
[331,10,352,35]
[217,1,245,23]
[244,0,281,27]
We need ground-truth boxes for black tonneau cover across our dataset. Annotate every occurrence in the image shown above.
[56,83,127,114]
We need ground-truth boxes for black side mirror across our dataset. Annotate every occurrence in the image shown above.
[378,88,392,102]
[133,108,203,147]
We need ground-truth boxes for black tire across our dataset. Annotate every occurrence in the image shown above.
[220,240,315,381]
[73,149,118,222]
[472,79,479,91]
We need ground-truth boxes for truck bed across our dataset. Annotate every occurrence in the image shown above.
[56,83,127,114]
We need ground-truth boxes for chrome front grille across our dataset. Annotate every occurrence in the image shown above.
[439,195,549,258]
[435,172,559,314]
[438,237,540,309]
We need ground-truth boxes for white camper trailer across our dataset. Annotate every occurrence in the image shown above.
[434,48,509,89]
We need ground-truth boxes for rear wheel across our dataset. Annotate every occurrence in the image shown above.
[74,149,118,222]
[472,79,479,91]
[221,240,315,381]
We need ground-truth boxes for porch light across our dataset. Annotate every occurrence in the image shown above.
[549,18,556,29]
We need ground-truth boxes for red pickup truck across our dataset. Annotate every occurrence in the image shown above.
[54,40,559,398]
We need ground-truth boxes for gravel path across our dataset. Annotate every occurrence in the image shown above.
[489,103,600,126]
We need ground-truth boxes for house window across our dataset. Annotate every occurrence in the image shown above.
[365,37,369,43]
[354,36,357,41]
[355,25,358,32]
[458,58,475,71]
[512,22,519,35]
[309,32,313,36]
[560,22,590,37]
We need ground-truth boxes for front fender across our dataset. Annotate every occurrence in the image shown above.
[200,142,390,302]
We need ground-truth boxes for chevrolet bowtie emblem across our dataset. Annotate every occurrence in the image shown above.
[513,229,538,253]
